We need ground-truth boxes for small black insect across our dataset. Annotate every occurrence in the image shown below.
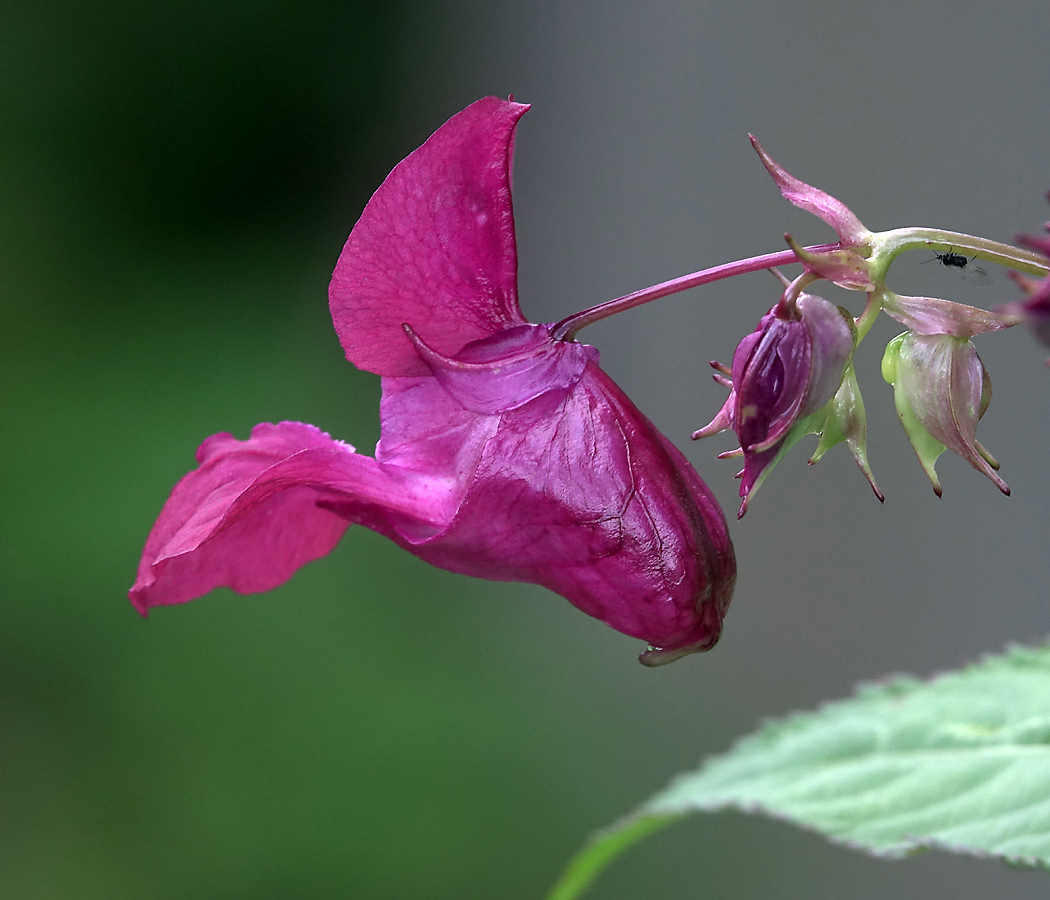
[933,249,970,268]
[922,247,992,286]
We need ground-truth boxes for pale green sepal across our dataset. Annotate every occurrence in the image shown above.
[809,365,882,500]
[546,641,1050,900]
[882,333,946,496]
[746,362,881,507]
[880,331,906,383]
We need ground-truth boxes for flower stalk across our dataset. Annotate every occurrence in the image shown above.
[550,246,837,341]
[553,228,1048,347]
[869,227,1050,278]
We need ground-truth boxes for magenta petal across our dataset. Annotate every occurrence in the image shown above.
[329,97,530,377]
[733,315,811,453]
[132,96,739,663]
[310,348,735,657]
[129,422,443,614]
[997,279,1050,346]
[1000,200,1050,346]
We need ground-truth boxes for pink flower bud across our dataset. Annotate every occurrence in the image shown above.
[695,291,854,516]
[881,332,1007,497]
[996,196,1050,350]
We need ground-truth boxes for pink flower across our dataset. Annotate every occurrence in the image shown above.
[1002,276,1050,346]
[129,97,736,666]
[996,198,1050,347]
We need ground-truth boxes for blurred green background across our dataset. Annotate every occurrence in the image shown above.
[4,1,1050,898]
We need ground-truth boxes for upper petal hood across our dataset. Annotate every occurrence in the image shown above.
[329,97,530,377]
[404,322,600,414]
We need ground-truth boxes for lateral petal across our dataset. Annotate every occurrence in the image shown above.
[129,422,444,614]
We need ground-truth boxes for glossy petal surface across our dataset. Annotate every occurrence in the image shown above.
[398,342,735,654]
[733,310,811,455]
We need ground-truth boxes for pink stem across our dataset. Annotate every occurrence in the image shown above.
[550,243,839,341]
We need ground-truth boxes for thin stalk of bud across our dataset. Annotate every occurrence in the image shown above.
[774,270,821,320]
[550,245,838,341]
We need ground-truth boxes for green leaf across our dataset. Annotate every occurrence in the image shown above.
[548,642,1050,899]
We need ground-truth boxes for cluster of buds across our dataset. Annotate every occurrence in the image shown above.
[695,137,1042,511]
